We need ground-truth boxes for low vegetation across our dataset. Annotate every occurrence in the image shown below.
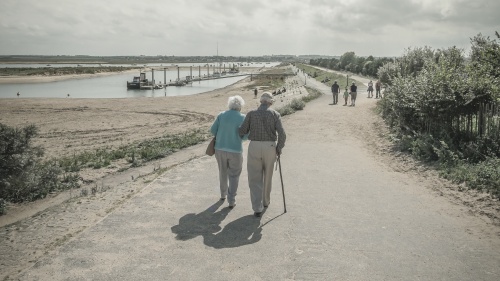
[377,32,500,197]
[0,66,137,77]
[276,86,323,116]
[58,129,209,172]
[0,123,209,213]
[244,65,297,91]
[0,124,80,207]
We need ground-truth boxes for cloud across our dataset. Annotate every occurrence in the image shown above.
[0,0,498,56]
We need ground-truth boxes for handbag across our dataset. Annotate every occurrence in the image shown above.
[206,137,216,156]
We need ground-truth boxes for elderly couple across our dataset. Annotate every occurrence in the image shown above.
[210,92,286,217]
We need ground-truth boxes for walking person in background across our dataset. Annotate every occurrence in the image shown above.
[350,82,358,106]
[254,88,258,99]
[375,80,382,98]
[367,80,374,98]
[331,81,340,105]
[343,87,349,106]
[210,96,247,209]
[239,92,286,217]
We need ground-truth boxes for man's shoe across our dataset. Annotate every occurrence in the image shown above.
[220,197,226,201]
[229,204,236,209]
[254,212,262,217]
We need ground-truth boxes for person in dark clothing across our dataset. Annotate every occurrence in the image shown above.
[331,81,340,105]
[375,80,382,98]
[350,82,357,106]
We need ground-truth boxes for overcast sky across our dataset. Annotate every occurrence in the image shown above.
[1,0,498,57]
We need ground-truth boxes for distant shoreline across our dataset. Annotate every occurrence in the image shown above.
[0,66,266,84]
[0,69,139,84]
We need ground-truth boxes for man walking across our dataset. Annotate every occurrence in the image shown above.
[331,81,340,105]
[375,80,382,98]
[332,81,340,104]
[350,82,357,106]
[239,92,286,217]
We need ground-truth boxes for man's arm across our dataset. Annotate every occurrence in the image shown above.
[275,115,286,155]
[238,113,251,138]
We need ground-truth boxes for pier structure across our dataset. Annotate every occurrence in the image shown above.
[129,65,295,90]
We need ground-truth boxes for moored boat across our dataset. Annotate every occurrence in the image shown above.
[127,72,151,89]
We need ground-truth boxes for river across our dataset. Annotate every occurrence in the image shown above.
[0,62,279,99]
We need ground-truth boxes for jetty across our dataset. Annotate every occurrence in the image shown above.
[127,64,295,90]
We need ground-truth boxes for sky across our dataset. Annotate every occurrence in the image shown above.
[0,0,499,57]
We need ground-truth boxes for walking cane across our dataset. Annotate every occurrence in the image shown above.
[277,155,287,213]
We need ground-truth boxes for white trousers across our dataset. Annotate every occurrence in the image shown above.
[215,150,243,204]
[247,141,277,212]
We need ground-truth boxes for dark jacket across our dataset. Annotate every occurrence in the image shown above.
[331,82,340,93]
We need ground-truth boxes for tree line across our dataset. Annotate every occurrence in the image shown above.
[310,52,394,77]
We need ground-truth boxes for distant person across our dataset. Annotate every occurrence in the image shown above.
[210,96,247,209]
[239,92,286,218]
[375,80,382,98]
[367,80,374,98]
[343,87,349,106]
[331,81,340,105]
[350,82,357,106]
[254,88,258,99]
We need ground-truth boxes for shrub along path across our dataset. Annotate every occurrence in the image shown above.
[2,75,500,280]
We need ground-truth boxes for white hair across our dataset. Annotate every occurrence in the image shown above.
[260,92,274,104]
[228,95,245,111]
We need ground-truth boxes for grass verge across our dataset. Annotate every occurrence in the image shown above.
[58,129,210,172]
[297,63,356,90]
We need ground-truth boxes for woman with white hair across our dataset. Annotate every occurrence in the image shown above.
[239,92,286,217]
[210,95,247,209]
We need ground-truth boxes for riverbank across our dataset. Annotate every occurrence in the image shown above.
[0,65,269,85]
[0,69,139,84]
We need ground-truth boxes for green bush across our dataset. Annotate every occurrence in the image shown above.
[290,99,305,110]
[0,123,80,204]
[0,198,5,215]
[377,32,500,197]
[276,104,295,116]
[276,86,323,116]
[441,158,500,197]
[303,86,323,102]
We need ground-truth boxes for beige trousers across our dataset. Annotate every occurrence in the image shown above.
[247,141,277,212]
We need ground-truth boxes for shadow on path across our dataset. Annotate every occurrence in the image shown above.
[171,201,262,249]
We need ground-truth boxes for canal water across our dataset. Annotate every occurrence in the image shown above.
[0,62,278,99]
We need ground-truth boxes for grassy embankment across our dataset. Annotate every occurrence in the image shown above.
[296,63,353,90]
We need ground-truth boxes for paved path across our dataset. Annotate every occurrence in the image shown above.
[16,77,500,280]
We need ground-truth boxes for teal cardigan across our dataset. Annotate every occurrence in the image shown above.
[210,110,246,153]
